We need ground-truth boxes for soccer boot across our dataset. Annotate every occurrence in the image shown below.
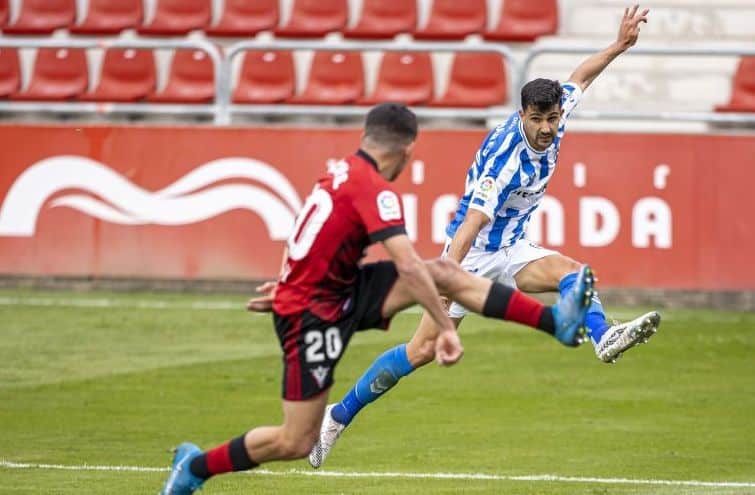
[595,311,661,363]
[159,442,204,495]
[308,404,346,469]
[552,265,595,347]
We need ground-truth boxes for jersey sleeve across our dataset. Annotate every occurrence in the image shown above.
[352,182,407,243]
[558,82,583,136]
[468,133,521,221]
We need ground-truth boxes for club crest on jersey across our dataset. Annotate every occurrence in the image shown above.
[377,190,401,221]
[310,365,331,388]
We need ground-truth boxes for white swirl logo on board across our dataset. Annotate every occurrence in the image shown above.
[0,155,302,239]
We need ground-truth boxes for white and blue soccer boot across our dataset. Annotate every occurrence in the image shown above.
[159,442,204,495]
[595,311,661,363]
[309,403,345,469]
[552,265,595,347]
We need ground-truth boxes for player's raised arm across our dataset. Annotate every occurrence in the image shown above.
[568,4,649,91]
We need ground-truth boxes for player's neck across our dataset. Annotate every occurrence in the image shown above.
[359,147,395,181]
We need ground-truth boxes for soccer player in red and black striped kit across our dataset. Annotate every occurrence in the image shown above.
[159,103,595,494]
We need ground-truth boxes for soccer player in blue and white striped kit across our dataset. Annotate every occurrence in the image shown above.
[309,4,660,469]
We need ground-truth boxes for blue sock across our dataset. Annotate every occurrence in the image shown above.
[559,272,610,346]
[330,344,415,426]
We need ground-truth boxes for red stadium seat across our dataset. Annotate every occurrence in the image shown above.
[291,51,363,104]
[79,48,155,102]
[274,0,347,38]
[0,48,20,98]
[344,0,416,39]
[147,49,214,103]
[12,48,87,101]
[206,0,278,37]
[70,0,143,35]
[413,0,485,40]
[430,53,508,107]
[715,57,755,113]
[485,0,558,42]
[359,52,433,105]
[3,0,75,34]
[139,0,210,35]
[233,50,295,104]
[0,0,9,27]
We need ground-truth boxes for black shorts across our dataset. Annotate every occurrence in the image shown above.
[273,261,399,401]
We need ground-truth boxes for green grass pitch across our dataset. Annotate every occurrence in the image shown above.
[1,289,753,494]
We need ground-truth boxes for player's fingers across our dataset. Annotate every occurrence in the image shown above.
[255,281,273,293]
[629,4,639,18]
[247,297,273,312]
[623,7,629,19]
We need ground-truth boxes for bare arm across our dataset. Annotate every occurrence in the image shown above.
[446,209,491,264]
[383,234,455,335]
[569,5,649,91]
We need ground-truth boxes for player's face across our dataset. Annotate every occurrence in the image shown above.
[520,104,562,151]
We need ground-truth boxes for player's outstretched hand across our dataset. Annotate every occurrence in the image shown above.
[617,4,649,50]
[435,330,464,367]
[246,280,277,312]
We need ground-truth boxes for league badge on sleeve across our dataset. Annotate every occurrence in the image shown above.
[475,176,498,202]
[377,190,402,221]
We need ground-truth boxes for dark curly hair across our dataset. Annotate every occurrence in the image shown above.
[521,78,562,113]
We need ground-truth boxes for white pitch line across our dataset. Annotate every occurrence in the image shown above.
[1,460,753,489]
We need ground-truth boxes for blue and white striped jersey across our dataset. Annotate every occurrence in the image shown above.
[446,82,583,251]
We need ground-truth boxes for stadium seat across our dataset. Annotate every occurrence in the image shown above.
[138,0,210,35]
[233,50,295,104]
[0,0,8,27]
[206,0,278,37]
[485,0,558,42]
[430,53,508,107]
[0,48,20,98]
[147,49,214,103]
[11,48,88,101]
[291,51,364,104]
[413,0,486,40]
[78,48,155,102]
[70,0,143,35]
[344,0,416,39]
[274,0,347,38]
[359,52,433,105]
[715,57,755,113]
[2,0,75,34]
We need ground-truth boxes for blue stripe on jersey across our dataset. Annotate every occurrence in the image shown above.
[505,203,539,245]
[539,154,550,179]
[472,198,486,207]
[520,149,535,186]
[487,207,519,250]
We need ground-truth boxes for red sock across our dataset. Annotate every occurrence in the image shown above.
[482,282,554,333]
[189,435,258,480]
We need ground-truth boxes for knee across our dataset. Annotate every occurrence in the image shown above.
[276,432,318,460]
[428,258,464,294]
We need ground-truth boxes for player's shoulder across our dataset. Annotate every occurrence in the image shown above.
[480,115,525,167]
[338,151,397,197]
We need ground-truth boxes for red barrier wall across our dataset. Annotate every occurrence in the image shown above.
[0,124,753,290]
